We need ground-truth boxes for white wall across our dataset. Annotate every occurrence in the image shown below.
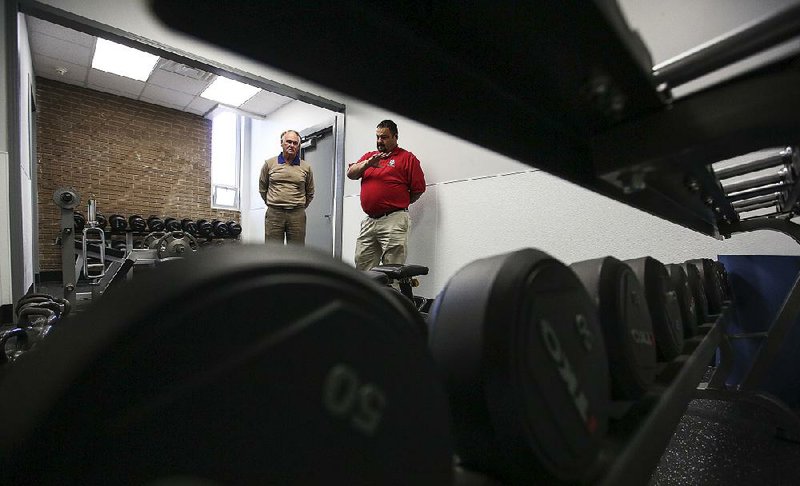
[242,100,336,243]
[32,0,800,299]
[0,3,11,307]
[17,14,35,294]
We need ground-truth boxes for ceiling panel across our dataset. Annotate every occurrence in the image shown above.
[33,53,88,84]
[240,90,293,116]
[148,68,213,96]
[26,15,293,119]
[88,69,145,98]
[29,32,92,67]
[27,16,94,48]
[140,84,196,107]
[185,96,217,116]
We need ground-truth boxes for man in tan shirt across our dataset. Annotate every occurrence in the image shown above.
[259,130,315,245]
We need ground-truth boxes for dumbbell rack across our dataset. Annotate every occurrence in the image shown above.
[596,311,727,485]
[146,2,800,483]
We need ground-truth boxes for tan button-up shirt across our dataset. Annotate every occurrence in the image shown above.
[259,155,315,209]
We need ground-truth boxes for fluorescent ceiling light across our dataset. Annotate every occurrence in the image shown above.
[200,76,260,106]
[91,38,159,82]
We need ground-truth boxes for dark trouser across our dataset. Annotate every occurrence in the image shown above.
[265,207,306,245]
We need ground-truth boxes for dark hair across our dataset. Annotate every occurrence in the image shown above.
[376,120,398,137]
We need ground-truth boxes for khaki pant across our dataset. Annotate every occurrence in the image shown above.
[265,207,306,245]
[354,210,410,270]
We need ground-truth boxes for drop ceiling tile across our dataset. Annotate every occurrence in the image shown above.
[33,53,88,84]
[186,96,217,116]
[26,17,94,48]
[140,84,195,107]
[88,69,145,97]
[240,90,292,117]
[29,32,92,67]
[149,69,211,96]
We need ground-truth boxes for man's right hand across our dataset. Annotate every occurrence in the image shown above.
[367,153,384,167]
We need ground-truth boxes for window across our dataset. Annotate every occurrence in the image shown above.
[210,109,241,209]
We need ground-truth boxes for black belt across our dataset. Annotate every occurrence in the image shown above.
[369,208,407,219]
[269,206,303,210]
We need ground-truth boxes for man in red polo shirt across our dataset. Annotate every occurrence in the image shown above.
[347,120,426,270]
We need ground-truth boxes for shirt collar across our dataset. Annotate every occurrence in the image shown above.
[278,152,300,165]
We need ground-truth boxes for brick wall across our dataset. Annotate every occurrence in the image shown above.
[36,77,239,271]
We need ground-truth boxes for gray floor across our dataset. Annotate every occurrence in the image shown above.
[652,398,800,485]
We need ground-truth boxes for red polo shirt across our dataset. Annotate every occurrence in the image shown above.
[352,147,426,217]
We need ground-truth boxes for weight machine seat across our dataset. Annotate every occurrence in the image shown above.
[363,270,390,285]
[369,263,429,280]
[0,245,451,485]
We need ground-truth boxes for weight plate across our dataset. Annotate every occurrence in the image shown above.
[686,259,724,315]
[625,257,684,361]
[571,257,657,400]
[0,245,453,484]
[429,248,609,483]
[666,264,699,338]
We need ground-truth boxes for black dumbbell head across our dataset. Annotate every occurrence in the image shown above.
[196,219,212,237]
[625,257,685,361]
[109,215,127,232]
[686,259,725,315]
[429,248,609,484]
[128,215,147,232]
[180,219,198,236]
[147,216,165,232]
[666,264,700,338]
[211,220,229,237]
[94,213,107,230]
[73,212,86,232]
[163,218,182,232]
[226,221,242,237]
[570,256,657,400]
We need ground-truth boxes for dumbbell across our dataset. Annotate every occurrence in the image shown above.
[0,328,29,365]
[73,211,85,232]
[181,219,198,236]
[94,213,107,230]
[429,248,609,484]
[211,220,229,237]
[666,264,700,338]
[713,261,732,301]
[196,219,213,237]
[147,216,165,232]
[0,245,454,484]
[227,221,242,237]
[110,240,127,252]
[161,217,179,232]
[685,259,725,315]
[128,215,147,233]
[109,214,127,232]
[14,294,70,319]
[625,257,684,361]
[680,262,709,324]
[570,256,657,401]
